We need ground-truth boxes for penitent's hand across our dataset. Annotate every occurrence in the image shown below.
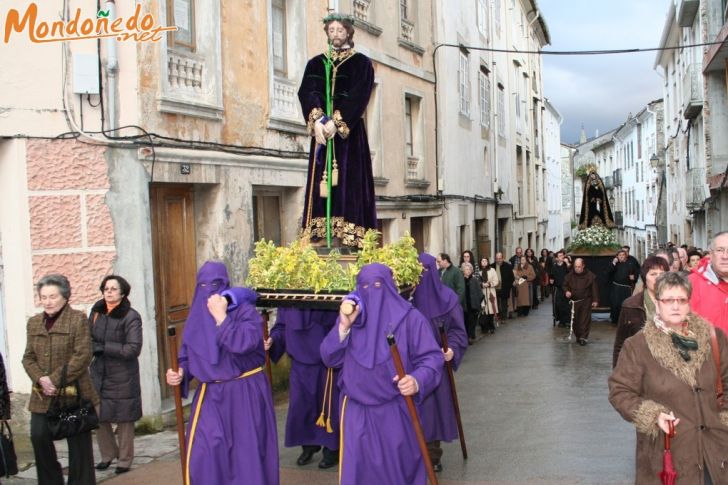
[338,299,360,332]
[263,337,273,351]
[166,367,184,386]
[393,374,419,396]
[207,294,228,326]
[443,348,454,362]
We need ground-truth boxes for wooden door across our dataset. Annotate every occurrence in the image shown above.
[150,184,197,398]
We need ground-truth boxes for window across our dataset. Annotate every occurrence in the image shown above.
[494,0,501,35]
[404,97,413,156]
[513,65,521,132]
[400,0,409,20]
[477,0,489,37]
[253,192,282,246]
[271,0,287,76]
[479,68,490,128]
[497,84,505,135]
[459,50,471,116]
[167,0,196,51]
[522,74,529,131]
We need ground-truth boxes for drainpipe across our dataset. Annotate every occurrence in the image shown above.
[106,0,118,132]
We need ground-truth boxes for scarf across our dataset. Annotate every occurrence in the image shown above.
[654,315,699,361]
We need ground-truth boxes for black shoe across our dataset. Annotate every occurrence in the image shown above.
[318,455,339,469]
[468,338,474,345]
[433,463,443,472]
[95,461,111,470]
[296,446,321,466]
[114,467,130,474]
[578,338,588,346]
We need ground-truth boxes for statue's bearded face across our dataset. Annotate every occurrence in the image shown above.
[326,21,349,48]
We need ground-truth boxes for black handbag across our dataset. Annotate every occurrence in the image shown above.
[0,421,18,477]
[46,366,99,440]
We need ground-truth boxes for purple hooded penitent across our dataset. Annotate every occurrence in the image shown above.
[320,263,443,485]
[412,253,468,443]
[177,261,278,485]
[270,308,340,450]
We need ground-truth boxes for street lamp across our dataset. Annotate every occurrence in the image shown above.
[649,153,660,169]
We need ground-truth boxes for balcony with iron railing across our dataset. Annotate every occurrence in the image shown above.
[604,176,614,189]
[686,167,709,210]
[681,63,704,119]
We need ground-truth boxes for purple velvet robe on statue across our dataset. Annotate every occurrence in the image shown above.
[269,308,340,450]
[320,264,442,485]
[298,49,377,247]
[178,262,279,485]
[412,253,468,443]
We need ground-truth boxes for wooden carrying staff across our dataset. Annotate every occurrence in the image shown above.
[167,327,187,481]
[259,310,273,385]
[438,323,468,459]
[387,334,439,485]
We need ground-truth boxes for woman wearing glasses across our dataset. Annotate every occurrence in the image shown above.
[89,275,143,475]
[609,272,728,484]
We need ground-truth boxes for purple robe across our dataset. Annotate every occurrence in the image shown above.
[298,50,377,247]
[412,253,468,443]
[270,308,340,450]
[179,262,278,485]
[320,264,442,485]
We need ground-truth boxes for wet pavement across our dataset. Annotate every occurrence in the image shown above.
[7,296,635,484]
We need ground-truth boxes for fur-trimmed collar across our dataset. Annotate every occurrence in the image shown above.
[91,297,131,319]
[643,313,711,387]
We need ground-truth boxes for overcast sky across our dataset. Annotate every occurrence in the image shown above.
[539,0,669,144]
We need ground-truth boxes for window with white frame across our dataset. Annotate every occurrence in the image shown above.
[271,0,287,76]
[513,64,521,132]
[522,73,529,131]
[494,0,501,35]
[404,93,424,180]
[479,67,490,128]
[400,0,409,20]
[477,0,489,38]
[497,83,505,135]
[459,50,471,116]
[168,0,196,51]
[405,97,414,156]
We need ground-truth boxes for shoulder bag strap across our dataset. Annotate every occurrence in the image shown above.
[709,325,724,407]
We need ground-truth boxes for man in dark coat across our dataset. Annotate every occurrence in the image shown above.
[621,245,641,289]
[563,258,599,345]
[267,308,340,469]
[298,14,376,248]
[494,252,514,320]
[549,250,571,327]
[437,253,465,307]
[608,250,637,324]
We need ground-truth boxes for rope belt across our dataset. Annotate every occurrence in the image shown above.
[316,367,335,433]
[612,282,632,288]
[212,366,263,383]
[568,298,586,341]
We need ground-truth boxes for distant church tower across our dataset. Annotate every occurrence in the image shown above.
[579,124,587,144]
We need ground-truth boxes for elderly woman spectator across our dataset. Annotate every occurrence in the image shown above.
[22,274,98,484]
[478,257,499,335]
[89,275,142,475]
[461,262,483,344]
[513,256,536,317]
[609,272,728,484]
[611,256,670,368]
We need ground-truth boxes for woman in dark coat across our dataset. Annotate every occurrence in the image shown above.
[611,256,669,368]
[461,263,483,344]
[525,248,540,309]
[89,275,142,475]
[609,272,728,484]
